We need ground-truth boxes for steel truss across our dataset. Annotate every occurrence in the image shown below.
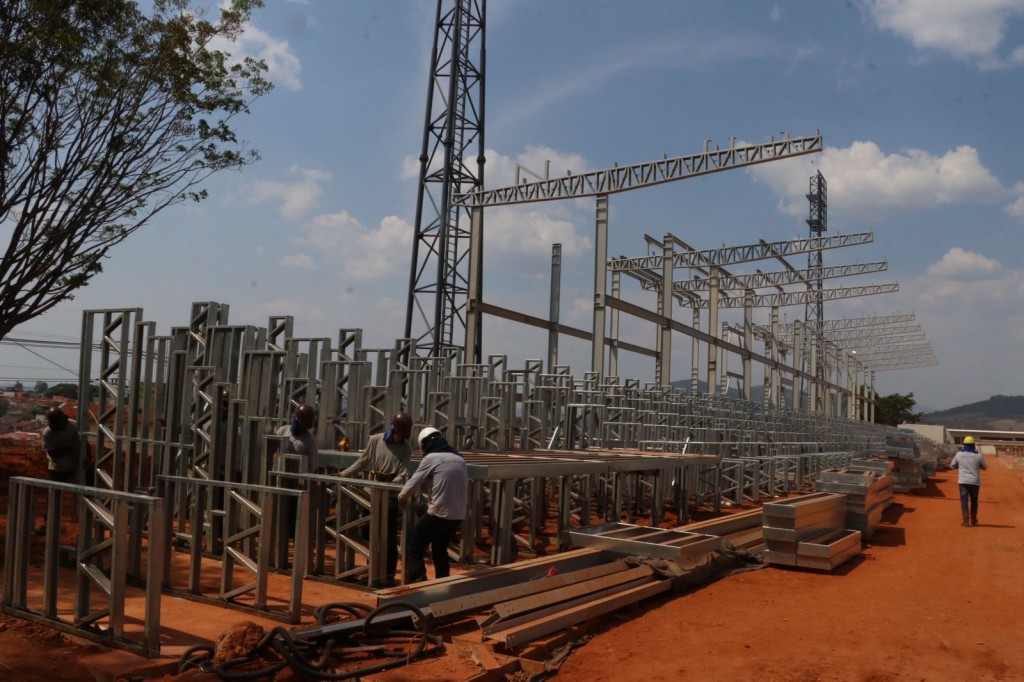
[4,299,916,653]
[405,0,486,357]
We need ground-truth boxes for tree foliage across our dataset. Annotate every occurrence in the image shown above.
[0,395,8,417]
[874,392,923,427]
[45,382,79,399]
[0,0,271,341]
[34,380,48,393]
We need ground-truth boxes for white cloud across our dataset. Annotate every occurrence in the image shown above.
[924,247,1003,280]
[865,0,1024,67]
[483,146,592,188]
[748,141,1006,218]
[400,145,590,187]
[247,165,330,220]
[281,253,315,269]
[397,145,591,265]
[300,212,413,279]
[770,5,783,22]
[1005,182,1024,220]
[209,8,303,90]
[484,208,591,260]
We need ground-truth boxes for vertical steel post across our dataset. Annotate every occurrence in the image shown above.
[659,235,674,387]
[591,194,609,378]
[547,243,562,371]
[690,309,700,394]
[465,205,485,363]
[608,270,620,377]
[706,266,720,395]
[743,290,753,401]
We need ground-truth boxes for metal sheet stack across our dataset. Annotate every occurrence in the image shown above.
[880,434,925,493]
[762,492,860,570]
[885,452,925,493]
[813,468,894,540]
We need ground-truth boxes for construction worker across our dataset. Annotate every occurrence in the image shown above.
[398,426,468,583]
[276,404,317,473]
[339,412,414,587]
[950,436,987,527]
[41,407,81,484]
[38,407,83,535]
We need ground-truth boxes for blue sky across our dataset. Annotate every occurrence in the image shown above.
[4,0,1024,412]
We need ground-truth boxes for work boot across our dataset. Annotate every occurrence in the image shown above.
[962,517,970,527]
[971,517,979,527]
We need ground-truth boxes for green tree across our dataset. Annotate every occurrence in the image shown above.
[45,383,79,400]
[0,0,272,342]
[0,395,8,418]
[34,380,48,394]
[874,392,923,427]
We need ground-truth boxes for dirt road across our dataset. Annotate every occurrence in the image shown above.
[556,457,1024,682]
[2,453,1022,681]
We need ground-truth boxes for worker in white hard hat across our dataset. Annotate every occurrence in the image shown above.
[398,426,468,582]
[950,436,987,527]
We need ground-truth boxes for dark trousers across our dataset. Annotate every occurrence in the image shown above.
[407,513,462,582]
[959,483,980,519]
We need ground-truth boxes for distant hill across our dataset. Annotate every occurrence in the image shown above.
[919,395,1024,431]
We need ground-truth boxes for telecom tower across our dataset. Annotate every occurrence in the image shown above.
[804,170,827,409]
[404,0,486,359]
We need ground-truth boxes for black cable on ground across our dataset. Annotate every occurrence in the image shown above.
[179,601,445,681]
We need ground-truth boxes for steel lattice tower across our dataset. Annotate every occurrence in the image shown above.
[404,0,486,358]
[803,171,827,410]
[805,171,827,326]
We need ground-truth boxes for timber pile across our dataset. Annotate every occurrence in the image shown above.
[813,468,893,540]
[763,492,860,571]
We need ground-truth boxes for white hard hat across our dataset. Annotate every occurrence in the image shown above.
[417,426,441,448]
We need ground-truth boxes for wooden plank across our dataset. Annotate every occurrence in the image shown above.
[492,565,653,620]
[486,580,671,648]
[427,560,629,620]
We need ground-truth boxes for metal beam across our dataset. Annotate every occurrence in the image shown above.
[770,324,922,343]
[679,283,899,309]
[662,261,888,293]
[454,133,823,207]
[752,313,916,336]
[610,232,873,272]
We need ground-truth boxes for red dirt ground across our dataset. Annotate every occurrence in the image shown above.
[556,457,1024,682]
[2,441,1023,681]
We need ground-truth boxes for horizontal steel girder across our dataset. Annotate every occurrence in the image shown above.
[658,261,888,292]
[611,231,873,272]
[678,282,899,309]
[752,313,916,336]
[454,133,823,207]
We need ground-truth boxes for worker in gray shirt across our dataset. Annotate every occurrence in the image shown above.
[340,412,413,483]
[950,435,987,527]
[341,412,413,587]
[399,426,468,583]
[275,404,318,473]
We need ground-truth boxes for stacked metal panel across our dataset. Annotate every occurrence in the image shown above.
[763,492,860,570]
[813,468,893,539]
[885,452,925,493]
[849,458,894,477]
[879,433,925,493]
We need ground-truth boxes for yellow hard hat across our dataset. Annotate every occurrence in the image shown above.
[963,436,975,445]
